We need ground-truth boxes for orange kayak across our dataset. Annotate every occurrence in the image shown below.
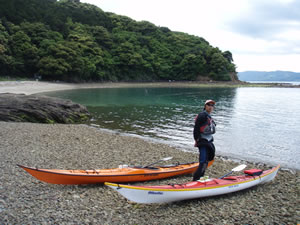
[18,161,213,185]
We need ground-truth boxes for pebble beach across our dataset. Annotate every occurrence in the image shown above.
[0,122,299,224]
[0,81,299,224]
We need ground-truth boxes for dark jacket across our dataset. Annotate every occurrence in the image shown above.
[193,111,216,161]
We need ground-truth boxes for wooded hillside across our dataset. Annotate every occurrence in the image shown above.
[0,0,237,82]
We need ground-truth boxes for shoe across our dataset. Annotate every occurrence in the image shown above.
[198,176,210,182]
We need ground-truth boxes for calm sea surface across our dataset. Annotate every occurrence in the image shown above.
[247,81,300,85]
[44,87,300,170]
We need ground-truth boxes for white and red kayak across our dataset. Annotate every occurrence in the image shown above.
[105,165,280,204]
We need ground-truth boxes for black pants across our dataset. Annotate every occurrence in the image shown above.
[193,146,208,181]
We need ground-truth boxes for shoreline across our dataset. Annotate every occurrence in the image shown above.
[0,80,299,95]
[0,122,298,224]
[1,80,298,172]
[1,81,298,223]
[93,125,298,172]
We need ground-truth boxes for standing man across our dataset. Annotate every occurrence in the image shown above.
[193,99,216,181]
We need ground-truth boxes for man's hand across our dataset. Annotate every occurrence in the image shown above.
[194,140,198,147]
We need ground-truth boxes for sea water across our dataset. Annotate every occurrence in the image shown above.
[44,87,300,170]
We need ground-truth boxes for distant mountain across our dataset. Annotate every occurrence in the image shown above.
[238,71,300,82]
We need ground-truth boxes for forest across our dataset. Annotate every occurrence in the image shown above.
[0,0,237,82]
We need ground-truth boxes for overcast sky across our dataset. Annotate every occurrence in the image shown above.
[81,0,300,72]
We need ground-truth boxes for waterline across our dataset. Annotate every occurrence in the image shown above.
[44,87,300,170]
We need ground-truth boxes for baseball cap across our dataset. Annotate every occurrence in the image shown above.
[205,99,216,105]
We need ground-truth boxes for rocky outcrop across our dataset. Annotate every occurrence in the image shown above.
[0,93,90,123]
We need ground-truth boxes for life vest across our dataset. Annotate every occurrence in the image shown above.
[198,113,216,135]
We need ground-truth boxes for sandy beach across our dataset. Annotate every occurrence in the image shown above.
[0,81,169,95]
[0,81,198,95]
[0,81,299,224]
[1,80,297,96]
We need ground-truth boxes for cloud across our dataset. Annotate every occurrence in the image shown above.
[234,53,300,72]
[227,0,300,37]
[81,0,300,71]
[225,0,300,55]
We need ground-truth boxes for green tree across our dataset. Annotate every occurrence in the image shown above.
[0,0,237,82]
[10,30,39,76]
[0,20,13,76]
[37,42,73,80]
[223,50,234,63]
[177,54,207,80]
[90,25,112,48]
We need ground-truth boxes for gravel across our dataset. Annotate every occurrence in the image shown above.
[0,122,299,224]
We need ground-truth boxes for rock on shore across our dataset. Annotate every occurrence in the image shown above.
[0,93,90,123]
[0,122,298,224]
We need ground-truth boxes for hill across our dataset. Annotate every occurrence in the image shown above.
[0,0,236,82]
[238,71,300,82]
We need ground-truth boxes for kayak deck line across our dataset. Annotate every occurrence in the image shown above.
[105,165,280,203]
[17,163,199,177]
[18,161,216,184]
[105,165,280,192]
